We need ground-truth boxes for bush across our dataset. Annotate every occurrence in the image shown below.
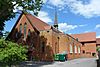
[0,39,28,66]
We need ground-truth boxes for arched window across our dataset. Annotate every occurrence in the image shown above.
[16,32,18,38]
[70,44,73,53]
[24,23,27,38]
[55,42,57,54]
[19,24,22,33]
[28,29,31,36]
[74,45,77,53]
[41,42,45,53]
[78,46,81,53]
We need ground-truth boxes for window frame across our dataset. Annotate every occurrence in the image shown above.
[70,44,73,53]
[78,46,81,53]
[74,45,77,53]
[41,42,45,53]
[19,24,22,34]
[24,23,27,38]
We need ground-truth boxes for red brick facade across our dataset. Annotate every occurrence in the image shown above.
[7,13,82,61]
[71,32,97,58]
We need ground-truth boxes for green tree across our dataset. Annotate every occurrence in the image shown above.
[97,47,100,51]
[0,0,43,36]
[0,39,28,67]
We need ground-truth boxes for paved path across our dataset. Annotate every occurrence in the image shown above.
[42,58,97,67]
[18,58,97,67]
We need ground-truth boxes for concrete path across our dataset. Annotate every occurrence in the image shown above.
[42,58,97,67]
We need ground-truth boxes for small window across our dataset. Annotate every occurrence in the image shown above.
[76,38,78,41]
[28,29,31,36]
[83,50,85,54]
[41,42,45,53]
[55,42,57,53]
[19,24,22,33]
[74,45,77,53]
[92,53,96,56]
[16,32,18,38]
[78,46,81,53]
[24,23,27,38]
[72,38,74,42]
[57,37,59,39]
[82,43,85,46]
[70,44,73,53]
[47,31,49,33]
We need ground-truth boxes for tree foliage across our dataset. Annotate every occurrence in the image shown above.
[0,39,28,66]
[0,0,43,36]
[3,31,10,39]
[97,47,100,51]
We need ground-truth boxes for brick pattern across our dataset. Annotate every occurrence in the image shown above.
[8,13,82,61]
[71,32,97,58]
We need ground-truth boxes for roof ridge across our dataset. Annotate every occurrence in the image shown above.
[71,32,96,35]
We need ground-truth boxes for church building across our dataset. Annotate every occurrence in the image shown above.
[7,12,82,61]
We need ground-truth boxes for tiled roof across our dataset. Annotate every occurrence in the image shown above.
[44,26,52,30]
[25,13,62,33]
[96,38,100,44]
[71,32,96,42]
[26,14,50,31]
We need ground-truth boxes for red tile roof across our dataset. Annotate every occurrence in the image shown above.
[71,32,96,42]
[25,13,62,33]
[44,26,52,30]
[26,14,50,31]
[96,38,100,44]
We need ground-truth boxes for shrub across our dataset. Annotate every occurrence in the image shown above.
[0,39,28,66]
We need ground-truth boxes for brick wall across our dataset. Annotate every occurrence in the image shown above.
[8,14,82,61]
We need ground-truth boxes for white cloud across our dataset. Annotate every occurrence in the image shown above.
[95,24,100,29]
[13,4,18,12]
[84,30,90,33]
[37,11,53,23]
[48,0,67,11]
[42,0,48,3]
[13,4,23,12]
[96,35,100,38]
[46,5,54,9]
[79,24,87,27]
[58,23,77,33]
[47,0,100,18]
[48,0,65,6]
[67,0,100,18]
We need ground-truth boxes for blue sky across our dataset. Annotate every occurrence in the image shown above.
[5,0,100,38]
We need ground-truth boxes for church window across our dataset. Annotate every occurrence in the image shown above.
[24,23,27,38]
